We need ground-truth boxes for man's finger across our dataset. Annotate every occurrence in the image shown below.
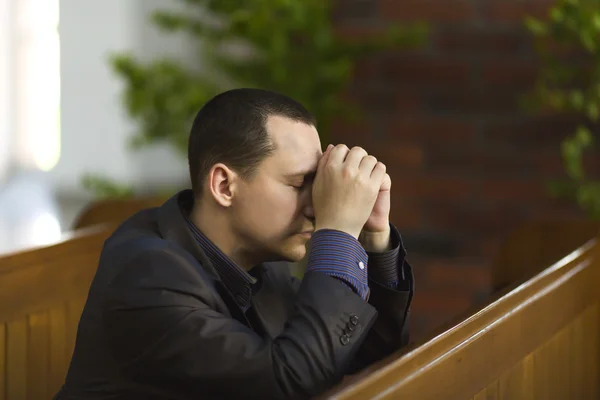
[380,173,392,191]
[359,155,378,176]
[344,146,368,170]
[316,144,334,175]
[371,161,387,184]
[327,144,350,167]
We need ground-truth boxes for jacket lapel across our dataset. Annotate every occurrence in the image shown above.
[156,190,294,336]
[251,263,292,339]
[156,190,255,327]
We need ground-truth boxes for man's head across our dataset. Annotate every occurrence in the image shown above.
[188,88,322,267]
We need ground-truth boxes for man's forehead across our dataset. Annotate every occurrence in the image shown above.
[266,115,322,172]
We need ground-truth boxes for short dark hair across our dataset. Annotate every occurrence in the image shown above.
[188,88,316,196]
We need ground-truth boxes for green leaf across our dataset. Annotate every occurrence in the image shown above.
[525,17,548,35]
[94,0,428,198]
[81,174,134,199]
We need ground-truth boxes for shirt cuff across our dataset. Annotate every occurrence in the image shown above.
[366,224,407,289]
[306,229,369,300]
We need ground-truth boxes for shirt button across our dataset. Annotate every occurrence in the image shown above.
[350,315,359,326]
[358,261,365,270]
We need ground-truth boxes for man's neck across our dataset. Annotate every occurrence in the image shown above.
[190,200,257,271]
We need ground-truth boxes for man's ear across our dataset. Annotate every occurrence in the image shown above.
[207,163,238,207]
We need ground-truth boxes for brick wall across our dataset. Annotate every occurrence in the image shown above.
[333,0,586,338]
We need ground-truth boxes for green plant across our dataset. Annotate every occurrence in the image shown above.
[525,0,600,217]
[84,0,427,198]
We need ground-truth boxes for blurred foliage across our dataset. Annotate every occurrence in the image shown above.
[81,175,135,199]
[84,0,428,198]
[525,0,600,218]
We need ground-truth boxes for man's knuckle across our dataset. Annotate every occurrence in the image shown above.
[341,165,355,178]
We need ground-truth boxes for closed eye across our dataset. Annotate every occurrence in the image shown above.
[289,173,314,191]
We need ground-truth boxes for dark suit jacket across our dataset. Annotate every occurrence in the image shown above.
[55,192,414,400]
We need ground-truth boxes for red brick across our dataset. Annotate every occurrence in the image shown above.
[428,202,529,236]
[380,0,476,23]
[389,198,424,231]
[390,174,475,202]
[394,89,424,111]
[388,116,476,142]
[482,116,580,149]
[528,202,586,220]
[350,58,382,81]
[425,88,522,115]
[536,37,588,58]
[535,152,600,178]
[372,142,424,168]
[482,60,539,87]
[381,56,472,87]
[480,179,548,203]
[345,85,422,113]
[483,0,553,23]
[434,27,529,56]
[533,153,566,176]
[333,25,383,41]
[427,145,534,177]
[329,117,373,147]
[332,0,379,22]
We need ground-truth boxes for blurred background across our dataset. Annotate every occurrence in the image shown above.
[1,0,598,340]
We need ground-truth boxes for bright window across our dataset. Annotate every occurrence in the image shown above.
[4,0,61,173]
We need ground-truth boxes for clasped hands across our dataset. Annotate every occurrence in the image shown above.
[313,144,392,253]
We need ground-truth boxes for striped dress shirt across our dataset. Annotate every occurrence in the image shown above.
[184,212,405,308]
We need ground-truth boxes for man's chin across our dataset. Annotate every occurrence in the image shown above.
[272,244,308,263]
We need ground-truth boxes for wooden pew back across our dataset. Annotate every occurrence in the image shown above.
[323,238,600,399]
[3,194,600,399]
[73,197,165,230]
[491,218,600,291]
[0,225,113,399]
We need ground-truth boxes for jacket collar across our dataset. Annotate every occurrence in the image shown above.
[156,189,221,282]
[155,190,289,337]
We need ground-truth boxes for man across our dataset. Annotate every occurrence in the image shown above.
[55,88,414,399]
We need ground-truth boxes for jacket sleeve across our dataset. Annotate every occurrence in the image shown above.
[350,263,414,371]
[352,224,414,370]
[103,248,378,400]
[289,260,414,375]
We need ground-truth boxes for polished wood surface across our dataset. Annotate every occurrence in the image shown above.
[2,198,600,399]
[0,225,114,399]
[322,238,600,399]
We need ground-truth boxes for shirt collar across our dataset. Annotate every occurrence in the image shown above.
[180,197,257,311]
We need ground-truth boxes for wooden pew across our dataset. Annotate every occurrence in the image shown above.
[322,237,600,399]
[72,196,165,230]
[491,218,600,292]
[0,225,114,399]
[3,195,600,399]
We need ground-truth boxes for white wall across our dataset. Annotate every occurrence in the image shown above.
[52,0,197,196]
[0,0,12,182]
